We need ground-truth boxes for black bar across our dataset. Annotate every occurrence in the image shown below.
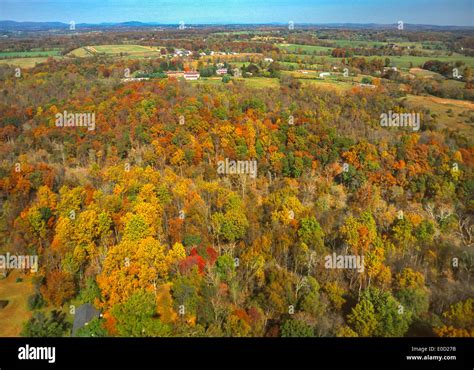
[0,337,472,369]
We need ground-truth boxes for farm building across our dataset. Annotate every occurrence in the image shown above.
[184,71,200,80]
[233,68,242,77]
[166,71,184,78]
[121,77,150,83]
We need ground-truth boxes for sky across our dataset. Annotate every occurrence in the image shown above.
[0,0,473,26]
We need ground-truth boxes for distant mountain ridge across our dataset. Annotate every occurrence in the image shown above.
[0,20,473,32]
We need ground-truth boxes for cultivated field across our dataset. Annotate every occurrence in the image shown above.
[0,56,63,68]
[68,44,162,58]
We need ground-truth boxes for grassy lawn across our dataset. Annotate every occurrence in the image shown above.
[278,43,333,54]
[68,47,92,57]
[229,61,247,67]
[279,43,474,71]
[0,49,62,58]
[188,77,225,86]
[0,56,63,68]
[141,74,356,91]
[213,31,256,36]
[279,61,322,70]
[327,39,387,48]
[93,45,159,54]
[326,39,448,52]
[300,78,355,91]
[409,68,443,79]
[441,79,467,89]
[0,271,34,337]
[243,77,280,88]
[313,55,474,71]
[285,70,321,78]
[380,55,474,70]
[199,53,262,63]
[189,77,280,89]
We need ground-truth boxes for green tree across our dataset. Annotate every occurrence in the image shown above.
[396,288,429,317]
[215,254,236,282]
[22,311,70,337]
[77,277,101,305]
[75,317,108,337]
[298,217,325,253]
[347,299,378,337]
[111,290,171,337]
[211,209,248,243]
[299,277,324,318]
[349,288,412,337]
[171,269,202,320]
[281,318,314,337]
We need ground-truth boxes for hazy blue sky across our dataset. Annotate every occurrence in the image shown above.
[0,0,472,26]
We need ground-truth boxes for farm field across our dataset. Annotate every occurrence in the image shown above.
[403,94,474,136]
[373,55,474,70]
[0,49,62,58]
[278,42,474,71]
[0,56,63,68]
[278,43,333,54]
[300,78,356,91]
[190,76,280,89]
[409,68,443,79]
[242,77,280,88]
[323,55,474,70]
[68,44,162,58]
[326,39,388,48]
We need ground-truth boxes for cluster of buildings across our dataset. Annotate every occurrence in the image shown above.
[164,71,200,80]
[173,49,193,57]
[120,71,202,81]
[121,77,150,82]
[168,49,240,58]
[383,66,398,72]
[165,67,230,80]
[199,51,238,57]
[167,49,242,61]
[168,71,200,80]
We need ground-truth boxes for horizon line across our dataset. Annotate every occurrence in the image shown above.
[1,20,473,29]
